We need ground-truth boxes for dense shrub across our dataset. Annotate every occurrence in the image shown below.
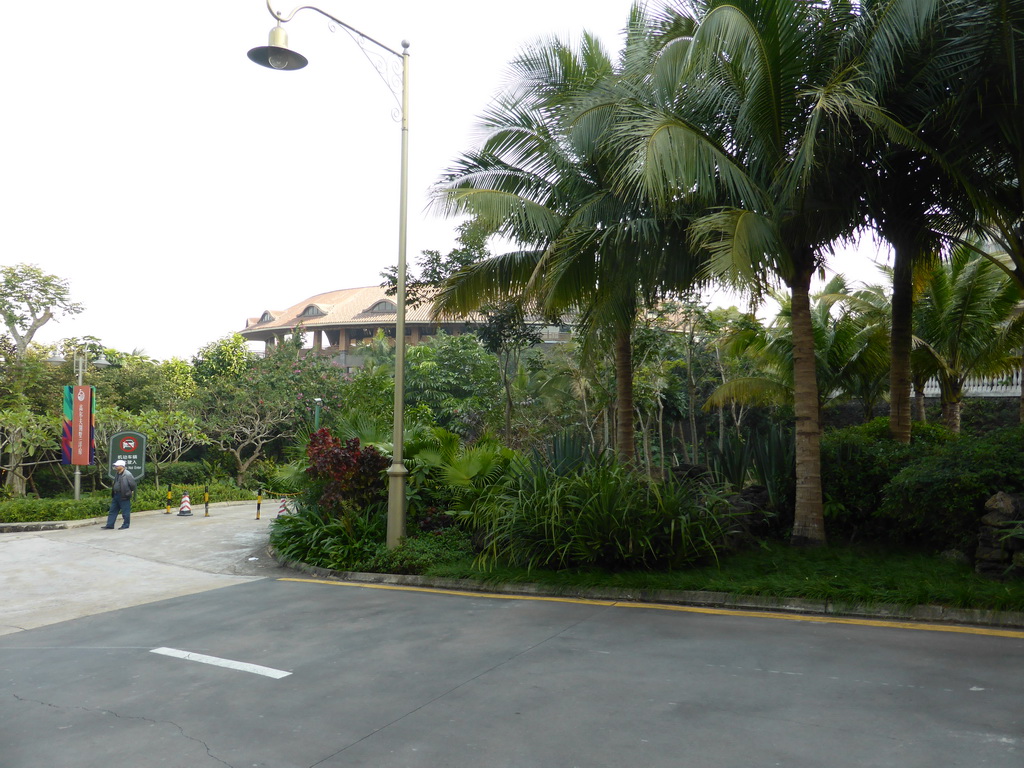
[153,461,210,487]
[270,501,386,568]
[465,454,726,571]
[133,482,254,512]
[0,482,253,523]
[0,497,108,523]
[360,528,475,574]
[879,426,1024,550]
[303,430,389,517]
[820,419,954,543]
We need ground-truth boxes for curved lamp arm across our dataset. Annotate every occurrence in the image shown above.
[263,0,404,59]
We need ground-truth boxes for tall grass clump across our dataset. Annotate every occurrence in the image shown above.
[465,453,727,571]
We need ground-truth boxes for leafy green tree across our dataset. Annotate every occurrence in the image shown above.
[912,242,1024,432]
[432,27,700,465]
[0,264,82,369]
[138,410,209,488]
[191,334,256,385]
[403,333,502,438]
[0,408,57,497]
[475,301,542,443]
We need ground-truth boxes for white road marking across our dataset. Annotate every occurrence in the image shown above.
[150,647,291,679]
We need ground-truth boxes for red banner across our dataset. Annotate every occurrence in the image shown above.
[71,385,92,466]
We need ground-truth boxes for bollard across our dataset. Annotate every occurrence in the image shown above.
[278,498,289,517]
[256,489,263,520]
[165,484,172,514]
[178,492,192,516]
[204,485,210,517]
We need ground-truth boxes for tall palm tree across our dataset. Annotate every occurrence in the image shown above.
[431,27,700,464]
[612,0,939,544]
[912,241,1024,431]
[854,0,996,443]
[956,0,1024,422]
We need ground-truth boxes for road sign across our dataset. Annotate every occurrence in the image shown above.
[108,431,146,479]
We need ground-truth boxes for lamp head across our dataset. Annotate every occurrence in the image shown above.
[248,25,308,71]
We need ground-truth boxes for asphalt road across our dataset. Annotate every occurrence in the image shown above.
[1,504,1022,767]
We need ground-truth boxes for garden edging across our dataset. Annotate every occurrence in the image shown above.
[269,547,1024,631]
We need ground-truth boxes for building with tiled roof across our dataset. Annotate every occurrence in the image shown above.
[240,286,479,368]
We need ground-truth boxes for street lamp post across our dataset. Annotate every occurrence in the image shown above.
[313,397,322,430]
[248,0,408,547]
[47,350,110,500]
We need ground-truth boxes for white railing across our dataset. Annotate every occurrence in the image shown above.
[921,369,1022,398]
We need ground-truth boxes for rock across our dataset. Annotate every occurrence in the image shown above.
[981,492,1022,528]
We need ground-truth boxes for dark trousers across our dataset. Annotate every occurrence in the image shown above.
[106,497,131,528]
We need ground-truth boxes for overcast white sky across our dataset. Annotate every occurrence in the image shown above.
[6,1,888,362]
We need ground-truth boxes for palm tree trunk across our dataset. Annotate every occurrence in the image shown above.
[789,268,826,547]
[889,247,913,443]
[614,328,635,465]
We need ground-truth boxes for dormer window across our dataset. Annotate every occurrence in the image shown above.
[301,305,326,318]
[259,311,276,323]
[368,300,397,313]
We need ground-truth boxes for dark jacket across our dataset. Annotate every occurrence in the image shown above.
[112,469,137,501]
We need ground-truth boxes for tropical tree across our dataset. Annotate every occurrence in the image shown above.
[912,242,1024,431]
[706,277,891,420]
[958,0,1024,422]
[611,0,938,544]
[855,0,993,443]
[432,26,699,465]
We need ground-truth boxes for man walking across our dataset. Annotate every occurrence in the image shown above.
[102,460,137,530]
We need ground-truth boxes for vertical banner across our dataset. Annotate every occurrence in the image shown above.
[61,385,96,466]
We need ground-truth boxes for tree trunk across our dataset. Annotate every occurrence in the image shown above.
[613,328,635,465]
[942,396,962,433]
[913,380,927,423]
[789,268,826,547]
[889,246,914,443]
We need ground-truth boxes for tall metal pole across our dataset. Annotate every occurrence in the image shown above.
[386,43,410,548]
[250,2,409,548]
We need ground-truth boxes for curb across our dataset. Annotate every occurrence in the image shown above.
[0,500,260,534]
[269,549,1024,631]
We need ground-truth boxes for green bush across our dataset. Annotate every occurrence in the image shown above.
[465,454,726,571]
[361,528,475,574]
[820,418,958,544]
[879,426,1024,550]
[0,497,108,523]
[133,482,255,512]
[270,500,386,569]
[152,461,209,487]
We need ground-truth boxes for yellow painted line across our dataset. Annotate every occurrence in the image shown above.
[278,577,1024,639]
[279,577,616,606]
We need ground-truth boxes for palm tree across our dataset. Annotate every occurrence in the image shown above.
[853,0,996,443]
[431,27,700,464]
[956,0,1024,422]
[706,276,891,420]
[612,0,939,544]
[912,241,1024,431]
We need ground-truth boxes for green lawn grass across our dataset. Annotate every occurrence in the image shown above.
[422,542,1024,613]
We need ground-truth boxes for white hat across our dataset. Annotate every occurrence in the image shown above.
[113,460,127,467]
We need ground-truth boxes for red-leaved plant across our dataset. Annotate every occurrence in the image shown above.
[305,429,389,518]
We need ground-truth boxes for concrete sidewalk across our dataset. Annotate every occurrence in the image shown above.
[0,501,285,636]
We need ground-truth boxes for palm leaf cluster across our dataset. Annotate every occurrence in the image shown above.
[430,0,1024,546]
